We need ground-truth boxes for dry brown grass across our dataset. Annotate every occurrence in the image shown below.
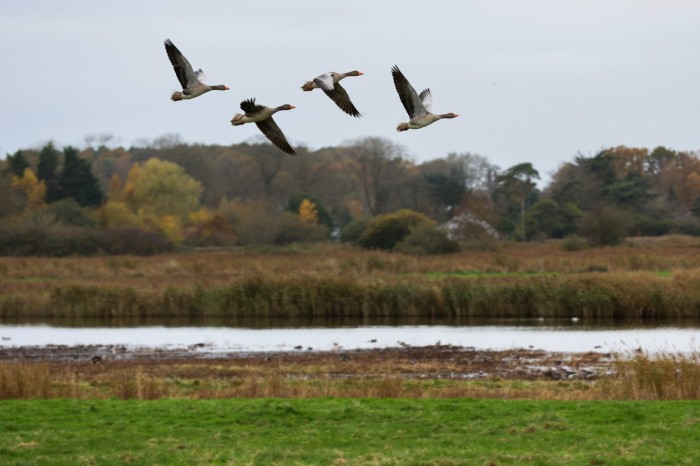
[599,350,700,400]
[3,239,700,292]
[1,347,697,400]
[2,240,700,320]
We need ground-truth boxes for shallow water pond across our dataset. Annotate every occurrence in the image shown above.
[0,317,697,353]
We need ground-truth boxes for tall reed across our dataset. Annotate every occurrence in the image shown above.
[599,350,700,400]
[1,271,700,319]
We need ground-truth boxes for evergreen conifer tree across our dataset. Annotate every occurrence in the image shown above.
[37,142,61,203]
[7,150,29,177]
[58,146,104,207]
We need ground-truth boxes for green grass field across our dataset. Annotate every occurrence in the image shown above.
[1,398,699,465]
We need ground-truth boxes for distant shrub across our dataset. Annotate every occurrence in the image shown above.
[674,221,700,237]
[182,231,237,248]
[100,201,139,228]
[0,224,100,256]
[274,212,329,245]
[43,199,97,227]
[633,218,673,237]
[183,215,237,248]
[561,234,589,251]
[220,199,280,245]
[358,209,434,251]
[577,206,631,246]
[340,217,372,244]
[395,225,460,255]
[0,224,173,256]
[97,227,173,255]
[496,216,517,237]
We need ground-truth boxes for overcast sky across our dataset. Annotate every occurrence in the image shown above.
[2,0,699,183]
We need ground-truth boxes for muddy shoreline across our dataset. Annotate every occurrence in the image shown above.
[0,344,616,381]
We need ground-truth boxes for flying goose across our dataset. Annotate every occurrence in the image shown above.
[301,71,364,117]
[231,98,297,155]
[164,39,230,101]
[391,65,458,131]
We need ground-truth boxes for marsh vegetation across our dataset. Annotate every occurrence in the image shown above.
[3,239,700,320]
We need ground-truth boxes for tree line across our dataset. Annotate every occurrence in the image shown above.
[2,136,700,255]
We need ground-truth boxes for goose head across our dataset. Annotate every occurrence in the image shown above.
[339,70,363,78]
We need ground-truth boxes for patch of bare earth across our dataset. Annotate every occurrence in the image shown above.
[0,344,614,381]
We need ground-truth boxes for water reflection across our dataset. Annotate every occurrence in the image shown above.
[2,315,700,330]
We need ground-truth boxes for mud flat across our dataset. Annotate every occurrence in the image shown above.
[0,343,615,381]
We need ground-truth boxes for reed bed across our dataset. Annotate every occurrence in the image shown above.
[2,270,700,320]
[599,350,700,400]
[1,350,698,400]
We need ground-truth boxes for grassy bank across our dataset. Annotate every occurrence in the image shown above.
[1,398,699,465]
[2,240,700,319]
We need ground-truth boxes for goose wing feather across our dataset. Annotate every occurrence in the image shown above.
[312,73,335,92]
[323,82,361,117]
[164,39,200,89]
[255,118,296,155]
[240,98,265,116]
[391,65,427,118]
[419,88,433,113]
[195,69,208,84]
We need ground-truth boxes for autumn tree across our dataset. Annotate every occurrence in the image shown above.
[298,199,318,224]
[242,142,288,199]
[118,158,202,242]
[348,137,409,215]
[606,146,648,179]
[11,168,46,212]
[546,147,674,237]
[99,172,136,228]
[218,198,285,245]
[286,194,333,229]
[124,158,202,220]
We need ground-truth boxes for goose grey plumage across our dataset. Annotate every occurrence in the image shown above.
[231,98,296,155]
[391,65,458,131]
[164,39,230,101]
[301,71,363,117]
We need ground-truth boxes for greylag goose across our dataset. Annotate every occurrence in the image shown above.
[231,98,296,155]
[301,71,363,117]
[164,39,229,101]
[391,65,458,131]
